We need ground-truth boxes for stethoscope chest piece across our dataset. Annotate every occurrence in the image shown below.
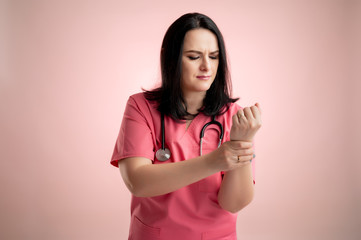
[156,112,171,162]
[156,148,171,161]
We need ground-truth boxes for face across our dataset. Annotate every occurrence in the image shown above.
[180,28,219,96]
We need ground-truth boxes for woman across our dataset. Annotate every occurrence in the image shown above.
[111,13,262,240]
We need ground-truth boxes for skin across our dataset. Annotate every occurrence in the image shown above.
[218,103,262,212]
[118,28,262,213]
[181,28,219,114]
[181,28,219,128]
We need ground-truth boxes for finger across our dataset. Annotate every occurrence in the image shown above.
[237,160,251,167]
[235,147,254,156]
[255,102,262,115]
[230,140,253,149]
[242,147,255,155]
[243,107,254,119]
[236,108,245,121]
[237,154,254,163]
[250,105,261,122]
[232,112,240,125]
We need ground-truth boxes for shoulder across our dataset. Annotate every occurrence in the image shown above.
[126,92,159,119]
[127,92,156,109]
[128,92,147,103]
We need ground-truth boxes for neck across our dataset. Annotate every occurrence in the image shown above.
[183,91,206,115]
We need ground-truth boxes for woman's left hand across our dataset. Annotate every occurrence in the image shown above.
[230,103,262,142]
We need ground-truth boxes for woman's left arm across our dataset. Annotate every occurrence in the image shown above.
[218,163,254,213]
[218,103,262,213]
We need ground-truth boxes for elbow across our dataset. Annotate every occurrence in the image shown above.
[131,190,146,198]
[219,192,254,214]
[231,196,254,213]
[222,197,254,214]
[124,179,157,198]
[132,188,152,198]
[124,180,137,196]
[124,181,148,197]
[119,160,153,197]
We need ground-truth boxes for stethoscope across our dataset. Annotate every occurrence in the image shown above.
[155,113,224,161]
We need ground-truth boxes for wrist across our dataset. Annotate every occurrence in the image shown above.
[230,137,253,142]
[202,150,222,173]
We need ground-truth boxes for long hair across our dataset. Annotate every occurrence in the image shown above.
[144,12,238,120]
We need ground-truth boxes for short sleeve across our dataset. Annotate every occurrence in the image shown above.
[110,95,155,167]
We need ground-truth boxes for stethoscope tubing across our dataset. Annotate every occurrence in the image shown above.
[155,112,171,161]
[199,115,223,156]
[156,113,224,161]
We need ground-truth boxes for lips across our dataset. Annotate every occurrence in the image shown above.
[196,75,211,80]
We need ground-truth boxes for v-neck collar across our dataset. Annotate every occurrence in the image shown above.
[179,113,203,141]
[184,112,201,131]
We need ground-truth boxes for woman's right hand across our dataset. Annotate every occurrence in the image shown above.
[208,140,254,172]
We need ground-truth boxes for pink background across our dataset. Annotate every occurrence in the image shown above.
[1,0,360,239]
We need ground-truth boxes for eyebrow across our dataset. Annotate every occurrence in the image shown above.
[183,50,219,54]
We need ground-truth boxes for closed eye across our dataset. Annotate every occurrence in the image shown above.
[188,56,200,60]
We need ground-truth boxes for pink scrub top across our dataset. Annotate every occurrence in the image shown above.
[111,93,255,240]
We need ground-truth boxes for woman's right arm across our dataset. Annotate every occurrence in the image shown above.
[118,141,252,197]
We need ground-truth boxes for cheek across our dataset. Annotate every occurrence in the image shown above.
[212,62,219,74]
[181,62,190,75]
[182,63,196,77]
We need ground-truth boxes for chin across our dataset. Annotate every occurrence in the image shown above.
[182,80,214,94]
[193,85,212,93]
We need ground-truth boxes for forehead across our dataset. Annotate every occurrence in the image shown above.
[183,28,219,51]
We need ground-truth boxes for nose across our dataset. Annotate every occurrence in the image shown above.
[200,57,211,71]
